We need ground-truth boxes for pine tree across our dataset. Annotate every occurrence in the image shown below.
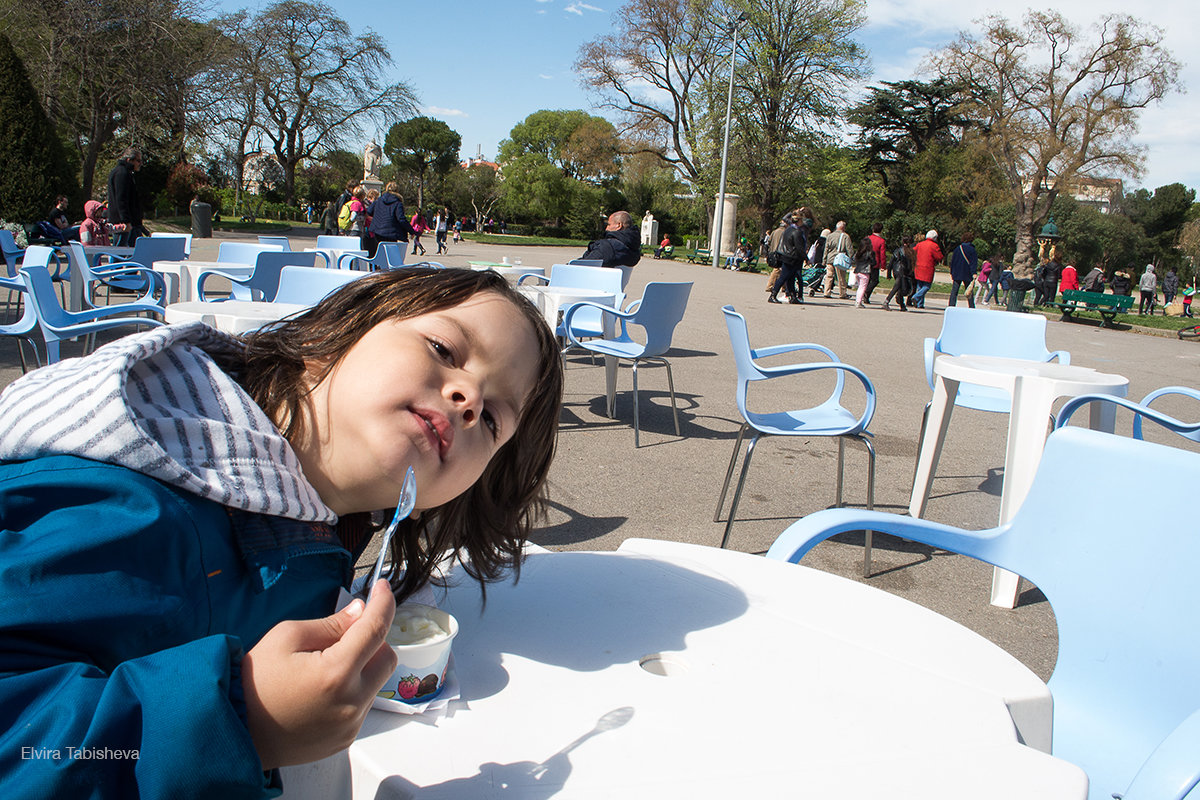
[0,33,73,222]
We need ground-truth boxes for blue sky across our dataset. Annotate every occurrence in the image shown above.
[219,0,1197,196]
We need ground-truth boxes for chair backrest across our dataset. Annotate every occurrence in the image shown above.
[18,263,72,329]
[548,265,624,337]
[256,235,292,251]
[274,266,367,305]
[217,241,282,265]
[150,231,192,256]
[0,229,23,273]
[248,251,319,301]
[629,282,692,357]
[986,427,1200,794]
[720,303,847,400]
[377,242,406,268]
[1056,386,1200,444]
[129,235,187,268]
[316,234,363,250]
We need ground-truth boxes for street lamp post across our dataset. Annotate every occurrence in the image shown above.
[711,12,747,269]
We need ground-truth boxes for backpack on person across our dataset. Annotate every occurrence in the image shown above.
[337,201,354,232]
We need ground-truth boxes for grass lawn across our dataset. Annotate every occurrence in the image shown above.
[462,232,590,248]
[155,216,308,234]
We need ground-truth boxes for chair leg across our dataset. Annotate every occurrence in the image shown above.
[860,435,877,577]
[720,434,761,549]
[836,437,846,506]
[715,423,750,522]
[631,360,641,447]
[660,357,680,436]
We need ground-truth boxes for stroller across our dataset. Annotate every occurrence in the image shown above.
[802,266,824,296]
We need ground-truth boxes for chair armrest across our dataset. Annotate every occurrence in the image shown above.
[1047,349,1070,365]
[62,301,164,325]
[517,273,549,286]
[195,269,249,302]
[1121,707,1200,800]
[764,507,1006,569]
[336,253,365,270]
[1143,386,1200,406]
[562,301,634,348]
[1056,394,1200,440]
[923,338,938,392]
[750,342,836,361]
[88,266,166,306]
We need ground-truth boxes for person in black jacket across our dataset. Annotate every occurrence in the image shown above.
[580,211,641,269]
[106,147,145,247]
[366,182,415,259]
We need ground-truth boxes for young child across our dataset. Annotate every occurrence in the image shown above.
[78,200,111,246]
[1184,283,1195,318]
[0,268,563,797]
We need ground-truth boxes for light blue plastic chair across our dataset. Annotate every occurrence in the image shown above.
[924,306,1070,413]
[0,274,40,371]
[256,235,291,251]
[215,241,282,267]
[336,242,407,271]
[150,231,192,256]
[518,264,626,344]
[15,245,71,306]
[273,266,368,305]
[715,305,877,571]
[61,243,167,308]
[0,229,24,276]
[90,236,186,302]
[316,234,363,250]
[563,281,692,447]
[765,426,1200,800]
[20,265,164,363]
[196,251,318,302]
[1056,386,1200,443]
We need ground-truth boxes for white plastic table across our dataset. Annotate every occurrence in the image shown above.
[304,247,366,269]
[151,260,240,304]
[164,300,308,334]
[470,263,544,283]
[909,354,1129,608]
[279,540,1086,799]
[519,285,620,417]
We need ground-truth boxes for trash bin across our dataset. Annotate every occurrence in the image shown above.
[1007,278,1035,312]
[190,201,212,238]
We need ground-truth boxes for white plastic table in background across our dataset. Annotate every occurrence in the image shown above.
[279,540,1086,799]
[304,247,365,268]
[909,354,1129,608]
[151,260,240,304]
[519,285,620,416]
[164,300,308,334]
[470,263,544,284]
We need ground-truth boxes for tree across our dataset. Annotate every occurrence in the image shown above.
[933,12,1181,279]
[444,164,504,231]
[498,110,620,183]
[384,117,462,210]
[1,0,214,198]
[240,0,418,204]
[0,33,73,220]
[1123,183,1196,267]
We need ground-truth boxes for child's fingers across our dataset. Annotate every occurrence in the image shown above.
[327,580,396,671]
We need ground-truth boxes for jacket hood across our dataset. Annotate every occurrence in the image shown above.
[0,323,335,523]
[84,200,104,221]
[376,192,401,208]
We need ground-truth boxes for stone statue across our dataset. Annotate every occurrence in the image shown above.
[364,140,382,182]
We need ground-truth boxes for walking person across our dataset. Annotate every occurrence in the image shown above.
[1163,268,1179,308]
[883,235,913,311]
[974,260,993,305]
[852,236,875,308]
[366,182,414,260]
[864,223,886,304]
[433,208,450,255]
[948,235,977,308]
[410,210,429,256]
[910,230,943,309]
[106,147,145,247]
[768,211,807,305]
[822,221,853,299]
[1138,264,1157,315]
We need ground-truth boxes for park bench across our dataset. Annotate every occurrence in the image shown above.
[1053,289,1134,328]
[658,245,675,260]
[685,248,711,263]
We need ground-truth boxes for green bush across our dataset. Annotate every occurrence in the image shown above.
[0,34,75,221]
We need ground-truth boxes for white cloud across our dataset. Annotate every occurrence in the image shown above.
[536,0,551,3]
[537,8,546,13]
[425,106,469,118]
[539,74,554,80]
[565,2,604,15]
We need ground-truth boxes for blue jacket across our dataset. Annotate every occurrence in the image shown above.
[367,193,413,242]
[0,455,353,798]
[949,242,978,282]
[581,226,641,268]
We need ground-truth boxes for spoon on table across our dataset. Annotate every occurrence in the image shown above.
[362,466,417,599]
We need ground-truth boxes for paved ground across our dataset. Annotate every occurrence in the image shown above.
[5,226,1197,681]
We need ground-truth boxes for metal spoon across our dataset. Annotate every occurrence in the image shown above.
[363,466,417,599]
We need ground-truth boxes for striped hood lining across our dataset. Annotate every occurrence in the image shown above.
[0,322,336,524]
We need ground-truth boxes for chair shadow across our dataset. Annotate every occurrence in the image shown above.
[530,499,627,547]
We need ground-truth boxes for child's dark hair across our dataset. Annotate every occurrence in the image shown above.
[235,268,563,600]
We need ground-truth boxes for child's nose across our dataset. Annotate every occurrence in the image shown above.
[448,383,483,426]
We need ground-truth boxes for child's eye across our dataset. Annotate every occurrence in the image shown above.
[482,409,499,440]
[428,337,455,364]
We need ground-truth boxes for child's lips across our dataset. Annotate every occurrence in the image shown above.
[413,408,452,461]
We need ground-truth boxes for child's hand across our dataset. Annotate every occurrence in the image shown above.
[242,579,397,770]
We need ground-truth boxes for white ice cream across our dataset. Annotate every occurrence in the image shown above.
[387,608,450,646]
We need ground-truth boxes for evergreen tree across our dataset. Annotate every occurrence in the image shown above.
[0,33,72,222]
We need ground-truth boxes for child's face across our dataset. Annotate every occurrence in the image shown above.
[295,291,541,515]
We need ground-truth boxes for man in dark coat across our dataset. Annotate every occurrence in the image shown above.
[580,211,642,268]
[106,147,144,246]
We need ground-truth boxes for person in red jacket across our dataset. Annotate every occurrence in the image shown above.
[865,222,887,304]
[910,230,943,309]
[1059,262,1080,293]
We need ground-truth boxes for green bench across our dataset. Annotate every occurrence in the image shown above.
[1053,290,1134,328]
[685,248,711,264]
